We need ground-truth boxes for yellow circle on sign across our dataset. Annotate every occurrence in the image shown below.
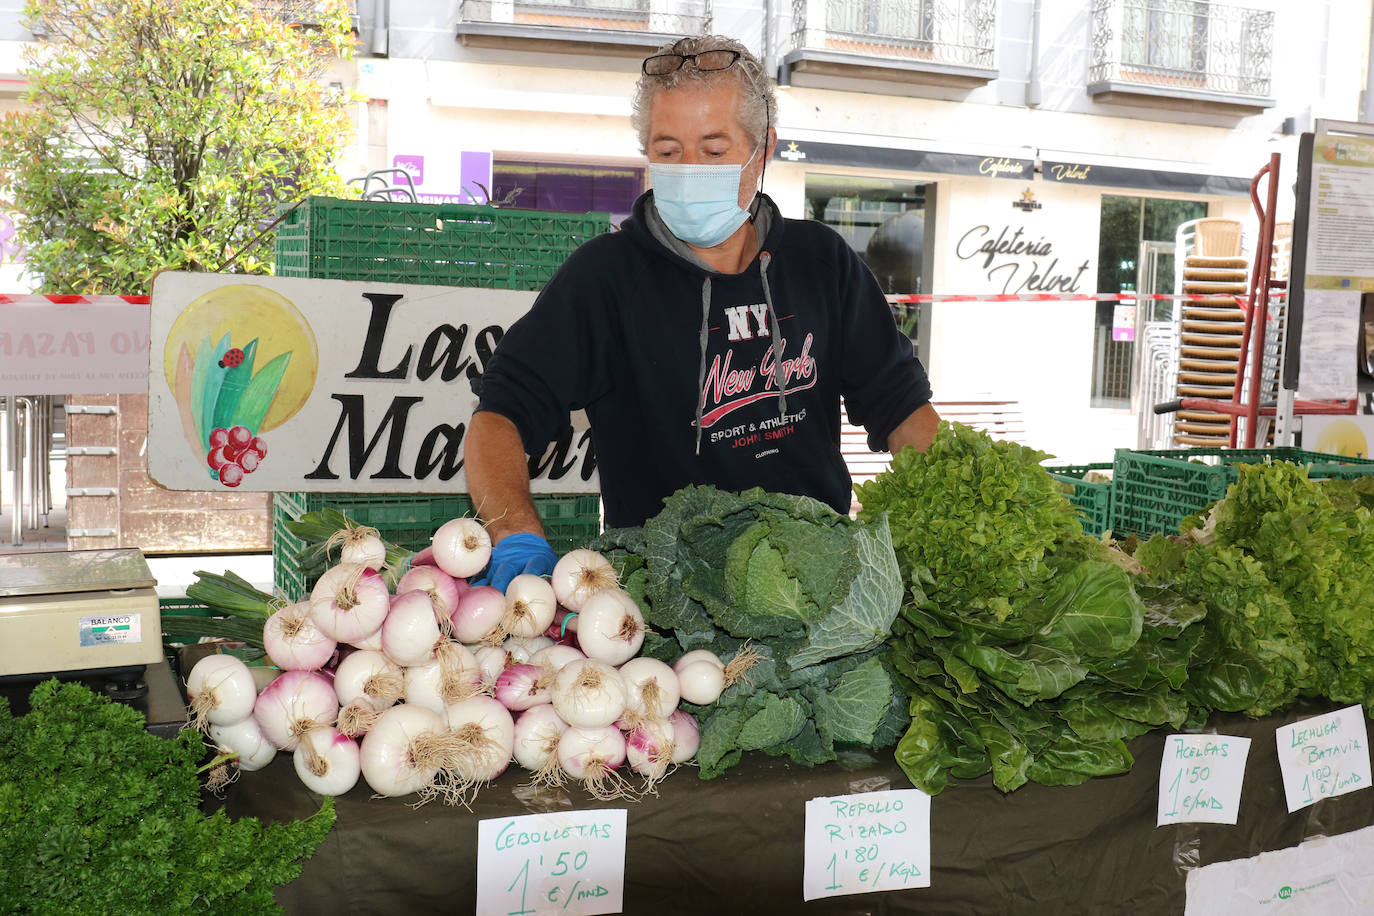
[1313,419,1369,459]
[162,284,318,434]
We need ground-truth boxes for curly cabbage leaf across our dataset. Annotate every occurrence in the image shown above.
[594,486,906,778]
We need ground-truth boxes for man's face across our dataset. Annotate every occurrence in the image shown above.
[646,81,763,212]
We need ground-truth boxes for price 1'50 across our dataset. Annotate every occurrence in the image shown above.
[1165,766,1225,817]
[504,849,610,915]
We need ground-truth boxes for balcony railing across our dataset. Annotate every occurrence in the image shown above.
[788,0,997,72]
[1089,0,1273,100]
[458,0,709,38]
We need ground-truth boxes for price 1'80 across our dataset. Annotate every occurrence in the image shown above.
[825,845,923,892]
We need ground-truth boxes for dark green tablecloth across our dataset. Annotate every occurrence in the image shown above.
[208,702,1374,915]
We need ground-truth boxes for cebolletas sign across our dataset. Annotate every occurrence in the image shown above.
[148,271,596,493]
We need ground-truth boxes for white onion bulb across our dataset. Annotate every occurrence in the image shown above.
[186,654,258,729]
[208,715,277,772]
[551,657,626,729]
[293,726,362,796]
[431,517,492,579]
[549,549,618,611]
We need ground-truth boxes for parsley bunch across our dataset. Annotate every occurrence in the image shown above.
[0,680,334,915]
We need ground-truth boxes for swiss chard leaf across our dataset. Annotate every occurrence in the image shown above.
[1034,559,1144,658]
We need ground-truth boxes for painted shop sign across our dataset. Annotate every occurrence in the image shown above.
[148,272,597,493]
[954,221,1092,295]
[771,139,1034,179]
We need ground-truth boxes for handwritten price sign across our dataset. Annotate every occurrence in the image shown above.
[1157,734,1251,826]
[803,789,931,901]
[476,809,627,916]
[1276,706,1373,813]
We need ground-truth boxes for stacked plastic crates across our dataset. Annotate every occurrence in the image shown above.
[271,196,612,600]
[1109,447,1374,538]
[1045,464,1114,538]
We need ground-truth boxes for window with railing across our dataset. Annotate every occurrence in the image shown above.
[791,0,996,69]
[458,0,709,36]
[1089,0,1273,98]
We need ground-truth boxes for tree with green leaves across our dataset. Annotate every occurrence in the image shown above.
[0,0,356,294]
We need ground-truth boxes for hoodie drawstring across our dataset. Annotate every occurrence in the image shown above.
[694,275,712,456]
[760,251,787,421]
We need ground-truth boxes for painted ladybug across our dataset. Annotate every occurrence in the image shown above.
[218,347,245,368]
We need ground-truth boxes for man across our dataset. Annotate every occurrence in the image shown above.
[467,34,939,588]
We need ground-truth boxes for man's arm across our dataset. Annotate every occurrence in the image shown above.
[886,402,940,455]
[465,410,545,542]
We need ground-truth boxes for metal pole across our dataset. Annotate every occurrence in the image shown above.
[6,396,22,546]
[24,397,40,531]
[1245,154,1281,448]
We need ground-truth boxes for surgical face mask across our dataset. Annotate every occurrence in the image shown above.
[649,142,762,248]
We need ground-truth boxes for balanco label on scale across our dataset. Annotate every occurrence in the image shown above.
[79,614,142,647]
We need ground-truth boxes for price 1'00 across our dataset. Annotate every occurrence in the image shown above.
[1301,764,1363,805]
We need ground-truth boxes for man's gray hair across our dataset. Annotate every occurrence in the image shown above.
[631,35,775,155]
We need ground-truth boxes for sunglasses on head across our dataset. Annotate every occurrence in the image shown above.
[642,49,741,76]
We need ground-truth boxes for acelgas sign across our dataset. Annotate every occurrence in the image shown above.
[148,272,597,493]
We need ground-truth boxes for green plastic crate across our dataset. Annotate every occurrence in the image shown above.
[157,597,213,617]
[1045,463,1113,537]
[269,197,608,600]
[274,196,611,289]
[1110,447,1374,538]
[271,492,603,601]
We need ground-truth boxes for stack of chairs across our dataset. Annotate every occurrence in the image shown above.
[1173,218,1249,446]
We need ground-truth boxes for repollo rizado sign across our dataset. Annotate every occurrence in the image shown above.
[148,272,596,493]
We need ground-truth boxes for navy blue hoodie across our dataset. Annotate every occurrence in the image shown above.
[474,190,933,528]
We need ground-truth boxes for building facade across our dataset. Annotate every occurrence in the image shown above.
[1,0,1370,461]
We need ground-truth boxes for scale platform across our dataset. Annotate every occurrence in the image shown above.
[0,548,163,691]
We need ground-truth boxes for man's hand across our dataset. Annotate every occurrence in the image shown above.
[473,532,558,592]
[887,402,940,454]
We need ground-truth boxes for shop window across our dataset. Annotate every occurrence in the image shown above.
[491,160,644,225]
[803,175,931,344]
[1093,194,1207,408]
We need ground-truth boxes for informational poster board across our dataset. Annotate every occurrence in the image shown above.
[1285,120,1374,397]
[147,271,598,493]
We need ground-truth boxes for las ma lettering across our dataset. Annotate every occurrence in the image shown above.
[306,291,594,483]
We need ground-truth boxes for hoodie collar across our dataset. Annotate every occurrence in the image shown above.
[625,189,783,276]
[623,191,788,455]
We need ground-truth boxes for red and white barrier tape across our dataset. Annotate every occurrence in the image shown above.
[0,294,149,304]
[885,291,1284,304]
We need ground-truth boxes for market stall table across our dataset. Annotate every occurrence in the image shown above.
[208,703,1374,915]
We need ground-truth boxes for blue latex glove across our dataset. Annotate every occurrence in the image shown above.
[474,532,557,592]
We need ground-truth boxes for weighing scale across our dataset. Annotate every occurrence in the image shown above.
[0,548,163,697]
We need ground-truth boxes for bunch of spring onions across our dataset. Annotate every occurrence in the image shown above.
[189,516,754,804]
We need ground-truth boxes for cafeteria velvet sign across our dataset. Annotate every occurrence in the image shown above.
[147,272,597,493]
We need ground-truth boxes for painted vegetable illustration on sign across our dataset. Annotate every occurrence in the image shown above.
[162,285,318,486]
